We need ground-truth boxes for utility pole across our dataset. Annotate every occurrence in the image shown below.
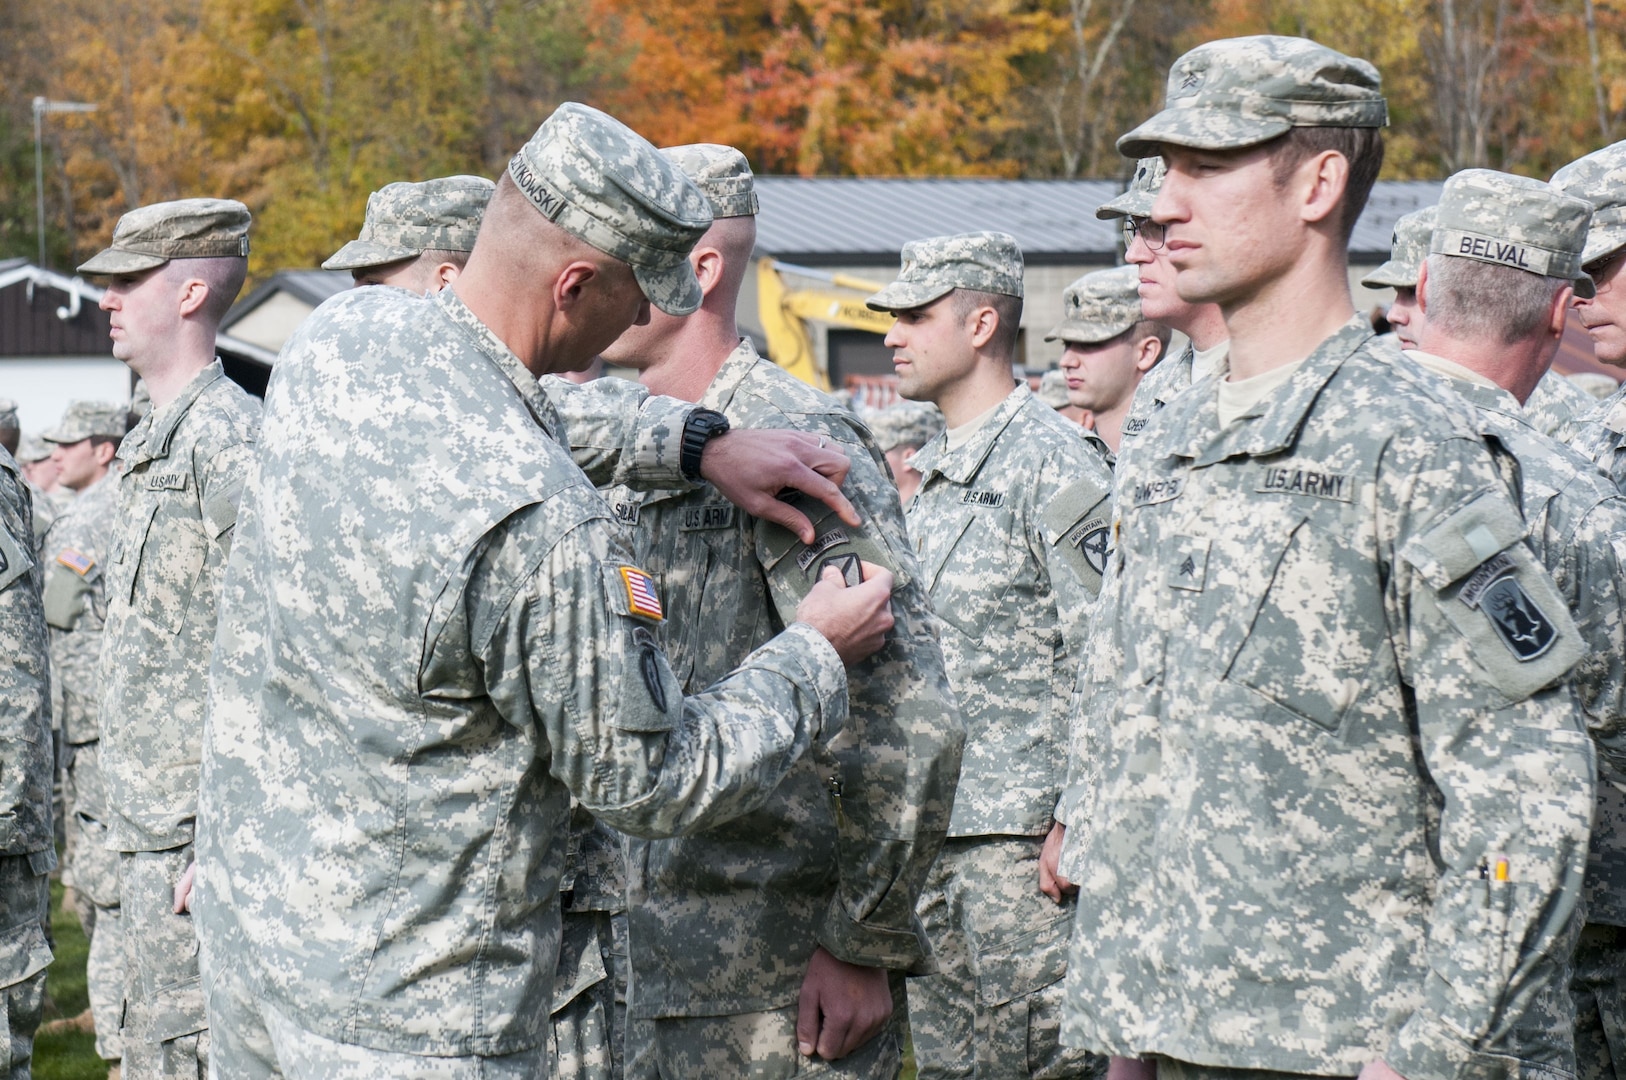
[33,96,96,269]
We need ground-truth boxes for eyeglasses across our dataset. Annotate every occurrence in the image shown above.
[1122,217,1166,252]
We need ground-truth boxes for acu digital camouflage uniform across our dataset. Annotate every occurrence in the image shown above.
[0,447,58,1080]
[40,400,129,1065]
[79,198,260,1079]
[195,102,857,1078]
[1,404,60,555]
[322,175,494,273]
[1363,202,1594,438]
[869,233,1109,1080]
[1553,142,1626,492]
[603,337,962,1078]
[1064,39,1595,1080]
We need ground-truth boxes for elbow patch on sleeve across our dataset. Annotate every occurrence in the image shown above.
[1041,476,1113,596]
[1400,491,1583,701]
[756,497,908,599]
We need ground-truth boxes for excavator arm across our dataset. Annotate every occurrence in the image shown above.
[757,259,895,390]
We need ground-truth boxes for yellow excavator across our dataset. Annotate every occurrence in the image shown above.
[756,259,895,390]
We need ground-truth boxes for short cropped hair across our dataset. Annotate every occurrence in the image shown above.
[1423,254,1569,346]
[951,289,1023,362]
[1268,126,1385,243]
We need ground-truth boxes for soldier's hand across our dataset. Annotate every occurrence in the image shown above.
[797,563,895,666]
[173,860,197,914]
[796,946,893,1060]
[1359,1061,1409,1080]
[1039,821,1075,902]
[701,430,859,544]
[1108,1058,1158,1080]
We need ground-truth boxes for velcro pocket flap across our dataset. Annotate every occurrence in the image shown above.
[975,912,1071,1007]
[0,918,51,989]
[1041,476,1113,594]
[1400,490,1527,591]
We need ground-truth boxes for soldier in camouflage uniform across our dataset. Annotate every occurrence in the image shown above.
[323,175,494,292]
[1401,166,1626,1080]
[39,401,128,1067]
[1553,142,1626,489]
[1048,266,1169,455]
[77,198,260,1080]
[1063,37,1596,1080]
[193,102,898,1078]
[0,444,58,1080]
[1093,158,1230,473]
[866,233,1108,1080]
[866,401,943,505]
[0,408,61,555]
[1365,202,1594,436]
[569,142,963,1080]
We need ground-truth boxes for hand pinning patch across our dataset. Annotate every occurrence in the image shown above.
[619,566,664,621]
[819,552,862,586]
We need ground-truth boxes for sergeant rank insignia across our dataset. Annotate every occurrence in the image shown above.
[620,566,665,621]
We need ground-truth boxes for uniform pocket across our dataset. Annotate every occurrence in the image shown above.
[131,499,208,635]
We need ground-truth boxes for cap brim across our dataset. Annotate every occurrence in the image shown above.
[77,248,168,276]
[1095,191,1155,221]
[1117,111,1292,160]
[322,239,421,272]
[634,261,703,317]
[864,280,954,313]
[1045,319,1135,345]
[1575,274,1597,300]
[1583,226,1626,273]
[39,428,73,445]
[1360,260,1416,289]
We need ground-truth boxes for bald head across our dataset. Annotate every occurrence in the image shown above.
[699,214,756,315]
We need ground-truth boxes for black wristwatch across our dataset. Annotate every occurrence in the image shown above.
[679,408,731,482]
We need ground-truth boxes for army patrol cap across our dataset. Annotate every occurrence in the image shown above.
[1118,36,1387,159]
[78,198,251,276]
[1362,205,1437,289]
[1550,141,1626,270]
[865,231,1024,312]
[867,400,944,452]
[507,102,713,316]
[0,399,15,431]
[661,144,759,218]
[1047,266,1143,344]
[1431,169,1595,297]
[42,400,128,444]
[1038,368,1071,409]
[14,434,50,464]
[1096,158,1166,220]
[322,176,495,271]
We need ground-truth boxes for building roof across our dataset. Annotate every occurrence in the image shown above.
[752,177,1448,264]
[222,268,351,332]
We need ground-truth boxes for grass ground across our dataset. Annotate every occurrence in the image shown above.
[35,880,108,1079]
[26,882,918,1079]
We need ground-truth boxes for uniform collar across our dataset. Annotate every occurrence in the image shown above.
[435,288,562,440]
[1163,317,1372,467]
[698,338,762,415]
[911,381,1031,485]
[122,360,225,468]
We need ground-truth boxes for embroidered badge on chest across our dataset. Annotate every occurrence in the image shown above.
[680,504,735,531]
[1133,477,1184,507]
[1257,466,1354,502]
[960,490,1004,507]
[613,501,640,527]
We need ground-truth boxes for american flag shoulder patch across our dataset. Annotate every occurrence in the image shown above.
[619,566,664,621]
[56,548,95,576]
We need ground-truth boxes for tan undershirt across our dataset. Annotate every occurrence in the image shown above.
[1216,359,1304,428]
[1191,340,1230,384]
[1403,349,1501,391]
[945,397,1008,452]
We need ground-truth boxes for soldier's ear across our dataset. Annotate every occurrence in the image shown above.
[1549,285,1574,337]
[1415,261,1431,316]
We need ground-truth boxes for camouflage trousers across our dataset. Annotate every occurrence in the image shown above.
[1154,1057,1337,1080]
[0,853,52,1080]
[205,957,548,1079]
[121,846,207,1079]
[1575,924,1626,1080]
[62,740,123,1062]
[910,835,1099,1080]
[635,975,905,1079]
[551,908,629,1080]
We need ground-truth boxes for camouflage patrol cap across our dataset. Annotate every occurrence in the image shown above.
[1047,266,1143,344]
[78,198,251,276]
[1362,205,1437,289]
[322,176,495,271]
[42,400,128,444]
[1550,141,1626,269]
[661,144,758,218]
[0,399,15,430]
[864,232,1024,312]
[1038,368,1072,410]
[867,400,944,452]
[1431,169,1595,297]
[1118,36,1387,159]
[1096,158,1166,220]
[507,102,713,316]
[15,434,50,464]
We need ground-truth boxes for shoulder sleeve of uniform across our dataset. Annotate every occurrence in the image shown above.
[753,450,912,598]
[1040,471,1115,597]
[1399,487,1582,703]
